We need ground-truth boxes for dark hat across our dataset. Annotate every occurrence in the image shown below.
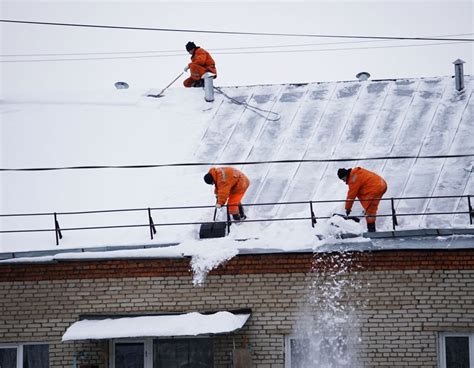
[203,172,214,185]
[185,42,197,52]
[337,168,349,180]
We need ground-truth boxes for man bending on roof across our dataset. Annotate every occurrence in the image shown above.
[204,167,249,221]
[183,41,217,88]
[338,167,387,233]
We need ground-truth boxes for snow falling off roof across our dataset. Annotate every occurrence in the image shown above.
[62,311,251,341]
[1,76,473,252]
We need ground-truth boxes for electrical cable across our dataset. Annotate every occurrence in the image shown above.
[1,19,473,42]
[1,41,469,63]
[1,154,473,172]
[3,33,472,57]
[213,86,281,121]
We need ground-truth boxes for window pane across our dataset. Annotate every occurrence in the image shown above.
[289,337,348,367]
[188,339,213,367]
[115,343,144,368]
[154,339,213,368]
[23,345,49,368]
[0,348,17,368]
[290,338,310,368]
[445,336,470,368]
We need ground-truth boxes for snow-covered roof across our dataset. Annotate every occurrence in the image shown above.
[1,76,473,255]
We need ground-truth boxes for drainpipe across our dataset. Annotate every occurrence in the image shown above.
[453,59,465,91]
[356,72,371,81]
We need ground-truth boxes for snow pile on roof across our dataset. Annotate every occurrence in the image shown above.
[1,76,473,254]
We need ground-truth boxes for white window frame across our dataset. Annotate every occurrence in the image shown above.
[438,332,474,368]
[0,342,49,368]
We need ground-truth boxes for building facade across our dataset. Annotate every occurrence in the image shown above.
[1,249,474,367]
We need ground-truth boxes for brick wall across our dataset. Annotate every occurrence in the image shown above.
[1,249,474,367]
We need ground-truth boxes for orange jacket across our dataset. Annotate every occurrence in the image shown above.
[345,167,387,211]
[208,167,249,205]
[188,47,217,74]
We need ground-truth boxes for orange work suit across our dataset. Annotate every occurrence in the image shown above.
[208,167,249,215]
[345,167,387,224]
[183,47,217,88]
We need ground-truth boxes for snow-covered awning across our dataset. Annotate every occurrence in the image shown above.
[62,311,251,341]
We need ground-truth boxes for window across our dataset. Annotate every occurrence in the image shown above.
[439,333,474,368]
[0,347,17,368]
[114,342,145,368]
[153,338,213,368]
[285,335,349,368]
[286,337,310,368]
[111,338,213,368]
[0,344,49,368]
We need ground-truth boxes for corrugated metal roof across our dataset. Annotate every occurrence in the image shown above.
[197,76,473,229]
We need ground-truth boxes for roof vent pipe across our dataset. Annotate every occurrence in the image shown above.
[356,72,371,81]
[453,59,465,91]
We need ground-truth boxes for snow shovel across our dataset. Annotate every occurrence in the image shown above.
[199,207,227,239]
[147,71,185,98]
[333,213,361,223]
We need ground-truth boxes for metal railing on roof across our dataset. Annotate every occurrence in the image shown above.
[0,195,473,246]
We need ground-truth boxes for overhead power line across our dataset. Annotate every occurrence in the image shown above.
[1,19,473,42]
[0,41,468,63]
[2,33,472,57]
[1,154,473,172]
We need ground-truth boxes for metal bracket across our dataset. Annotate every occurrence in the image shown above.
[226,205,231,234]
[391,198,399,230]
[54,212,63,246]
[468,195,473,225]
[309,201,317,227]
[148,208,157,239]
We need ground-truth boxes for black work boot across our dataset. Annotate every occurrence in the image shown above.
[232,214,242,221]
[238,204,247,220]
[192,79,204,88]
[367,222,376,232]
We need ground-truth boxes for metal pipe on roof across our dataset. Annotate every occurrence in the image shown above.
[453,59,465,91]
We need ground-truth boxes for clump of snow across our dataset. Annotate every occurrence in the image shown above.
[294,251,367,367]
[186,240,239,286]
[315,215,363,240]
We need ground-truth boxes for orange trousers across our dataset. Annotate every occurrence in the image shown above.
[227,192,246,215]
[361,182,388,224]
[183,64,208,87]
[183,64,216,87]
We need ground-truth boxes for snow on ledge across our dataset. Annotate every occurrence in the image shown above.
[62,311,251,341]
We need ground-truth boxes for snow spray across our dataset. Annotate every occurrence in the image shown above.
[293,251,368,367]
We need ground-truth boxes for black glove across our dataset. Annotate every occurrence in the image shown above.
[345,209,351,216]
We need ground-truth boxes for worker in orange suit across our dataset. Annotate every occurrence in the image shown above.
[183,42,217,88]
[338,167,388,232]
[204,167,249,221]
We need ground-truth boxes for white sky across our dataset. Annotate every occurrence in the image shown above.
[1,1,473,96]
